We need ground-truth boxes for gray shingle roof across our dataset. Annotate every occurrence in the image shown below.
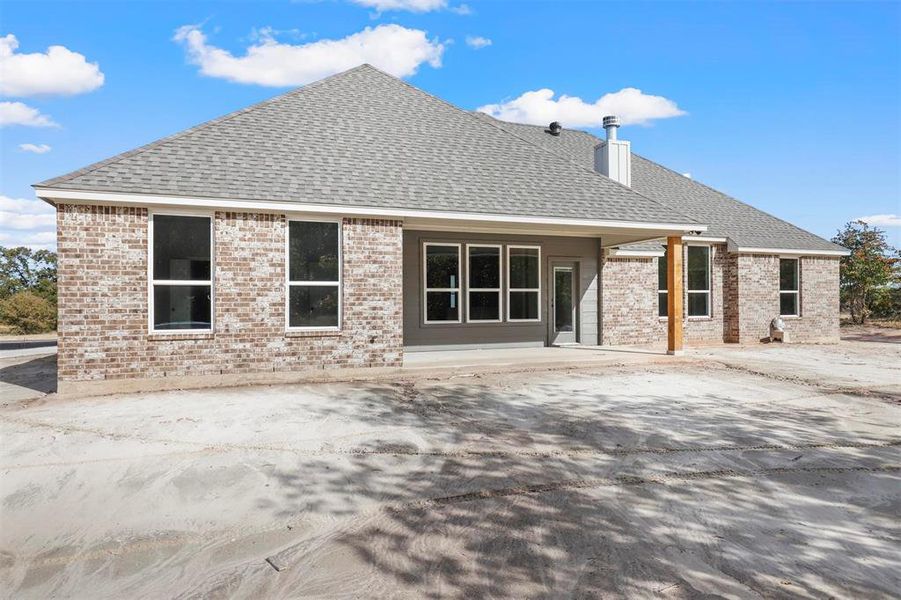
[37,65,698,227]
[479,115,844,253]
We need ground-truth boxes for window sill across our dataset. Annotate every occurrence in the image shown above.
[285,329,343,338]
[658,317,714,322]
[420,321,541,327]
[148,332,214,342]
[780,315,801,320]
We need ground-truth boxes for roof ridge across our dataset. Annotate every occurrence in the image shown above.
[36,64,374,189]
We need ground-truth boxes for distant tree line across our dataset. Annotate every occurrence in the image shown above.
[0,246,58,334]
[832,222,900,324]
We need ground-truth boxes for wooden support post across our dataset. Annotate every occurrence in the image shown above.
[667,235,683,355]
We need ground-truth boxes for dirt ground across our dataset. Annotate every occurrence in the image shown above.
[1,336,899,599]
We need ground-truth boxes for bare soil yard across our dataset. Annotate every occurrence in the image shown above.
[1,337,899,598]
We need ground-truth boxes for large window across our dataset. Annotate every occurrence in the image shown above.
[507,245,541,321]
[658,249,668,318]
[467,245,501,322]
[779,258,800,316]
[288,220,341,329]
[150,214,213,332]
[687,246,710,317]
[424,243,461,323]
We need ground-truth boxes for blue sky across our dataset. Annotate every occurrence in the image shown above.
[2,0,899,249]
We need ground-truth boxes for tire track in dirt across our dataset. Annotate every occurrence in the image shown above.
[706,360,901,403]
[15,462,901,570]
[2,409,899,468]
[411,464,901,509]
[2,411,898,471]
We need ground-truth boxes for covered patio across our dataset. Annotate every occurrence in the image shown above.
[402,213,693,356]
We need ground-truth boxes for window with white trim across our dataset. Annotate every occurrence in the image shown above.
[287,220,341,329]
[150,214,213,331]
[686,245,710,317]
[467,245,502,322]
[658,248,668,318]
[424,243,461,323]
[779,258,799,316]
[507,245,541,321]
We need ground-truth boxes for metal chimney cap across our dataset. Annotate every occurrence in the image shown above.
[602,115,621,129]
[547,121,562,136]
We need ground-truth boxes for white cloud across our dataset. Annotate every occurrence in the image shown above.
[0,102,58,128]
[855,214,901,227]
[174,24,444,87]
[477,87,686,128]
[0,195,56,235]
[0,230,56,249]
[465,36,492,49]
[350,0,446,12]
[0,34,104,97]
[19,143,51,154]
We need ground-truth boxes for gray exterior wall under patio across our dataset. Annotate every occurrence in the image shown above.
[403,230,601,349]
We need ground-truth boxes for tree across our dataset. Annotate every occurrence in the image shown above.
[0,246,57,303]
[831,222,898,324]
[0,291,57,334]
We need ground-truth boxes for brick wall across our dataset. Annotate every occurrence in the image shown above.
[600,244,728,346]
[599,255,660,345]
[601,244,840,346]
[796,256,841,342]
[57,205,403,384]
[723,253,740,343]
[734,254,840,343]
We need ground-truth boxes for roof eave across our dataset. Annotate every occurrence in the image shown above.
[34,186,708,235]
[726,240,849,257]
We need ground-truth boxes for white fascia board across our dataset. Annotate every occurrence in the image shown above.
[686,236,727,243]
[606,235,725,256]
[606,248,664,258]
[727,241,849,257]
[610,235,726,245]
[34,187,708,234]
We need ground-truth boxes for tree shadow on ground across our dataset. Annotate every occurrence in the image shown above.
[0,354,57,397]
[841,326,901,344]
[247,372,900,599]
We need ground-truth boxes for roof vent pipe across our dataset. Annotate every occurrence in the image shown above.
[603,115,620,141]
[595,115,631,187]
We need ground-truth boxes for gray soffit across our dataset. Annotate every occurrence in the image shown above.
[479,115,846,253]
[36,65,699,228]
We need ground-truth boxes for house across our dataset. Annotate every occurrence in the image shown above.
[34,64,847,395]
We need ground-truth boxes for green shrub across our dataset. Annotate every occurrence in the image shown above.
[870,286,901,320]
[0,290,57,334]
